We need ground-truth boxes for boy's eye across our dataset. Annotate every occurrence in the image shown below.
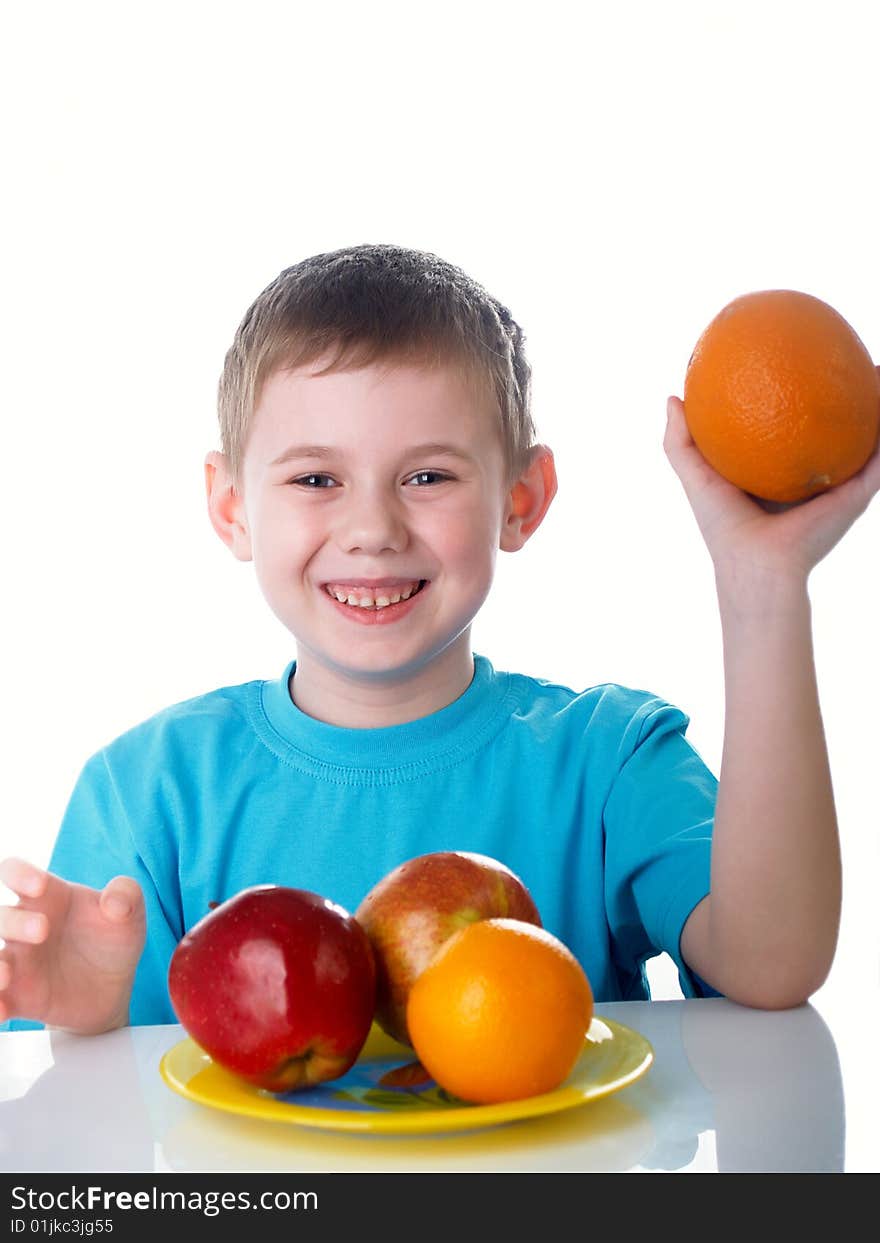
[406,470,451,487]
[290,473,337,488]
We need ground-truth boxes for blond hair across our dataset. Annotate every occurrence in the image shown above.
[217,244,535,483]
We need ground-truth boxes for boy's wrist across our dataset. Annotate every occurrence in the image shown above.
[50,1005,130,1036]
[713,559,811,624]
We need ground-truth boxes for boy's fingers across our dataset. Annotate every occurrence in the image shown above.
[0,858,48,899]
[99,877,143,923]
[853,438,880,502]
[663,397,687,455]
[664,398,720,490]
[0,959,11,988]
[664,397,710,481]
[0,906,49,944]
[665,395,697,438]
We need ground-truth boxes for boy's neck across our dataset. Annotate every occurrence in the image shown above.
[288,639,476,729]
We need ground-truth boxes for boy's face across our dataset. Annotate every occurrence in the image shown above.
[216,358,535,691]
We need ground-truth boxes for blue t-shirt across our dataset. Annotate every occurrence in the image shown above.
[4,656,718,1031]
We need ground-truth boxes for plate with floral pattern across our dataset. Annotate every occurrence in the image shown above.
[159,1016,653,1135]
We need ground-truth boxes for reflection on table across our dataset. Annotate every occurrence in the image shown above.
[0,998,845,1173]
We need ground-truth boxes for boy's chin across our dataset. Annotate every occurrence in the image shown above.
[298,638,472,686]
[319,653,442,684]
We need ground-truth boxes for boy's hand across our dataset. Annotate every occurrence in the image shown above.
[0,858,145,1034]
[664,388,880,588]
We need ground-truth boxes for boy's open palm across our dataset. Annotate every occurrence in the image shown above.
[665,390,880,584]
[0,858,145,1034]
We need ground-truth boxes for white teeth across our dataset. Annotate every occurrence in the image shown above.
[327,581,422,609]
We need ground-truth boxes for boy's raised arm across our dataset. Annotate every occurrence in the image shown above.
[0,857,145,1033]
[665,393,880,1008]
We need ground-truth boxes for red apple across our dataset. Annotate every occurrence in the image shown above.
[354,851,541,1046]
[168,885,376,1092]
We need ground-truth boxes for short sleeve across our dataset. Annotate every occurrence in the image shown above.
[603,698,719,999]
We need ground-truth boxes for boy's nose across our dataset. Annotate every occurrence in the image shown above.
[335,490,409,555]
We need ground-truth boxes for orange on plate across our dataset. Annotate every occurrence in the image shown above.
[683,289,879,503]
[406,917,593,1105]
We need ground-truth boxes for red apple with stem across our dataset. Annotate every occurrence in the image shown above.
[168,885,376,1092]
[355,851,541,1046]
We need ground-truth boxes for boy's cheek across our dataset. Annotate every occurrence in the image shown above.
[428,500,502,559]
[250,502,316,549]
[444,506,504,560]
[438,526,499,588]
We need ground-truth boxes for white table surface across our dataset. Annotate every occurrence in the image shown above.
[2,993,877,1173]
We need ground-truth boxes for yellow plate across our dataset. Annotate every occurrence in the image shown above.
[159,1016,653,1135]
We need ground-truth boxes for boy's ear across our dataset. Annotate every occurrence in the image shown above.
[499,445,558,552]
[205,451,253,561]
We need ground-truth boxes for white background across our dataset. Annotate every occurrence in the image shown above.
[2,2,878,1031]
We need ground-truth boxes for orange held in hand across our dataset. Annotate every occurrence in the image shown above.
[406,917,594,1105]
[683,289,880,503]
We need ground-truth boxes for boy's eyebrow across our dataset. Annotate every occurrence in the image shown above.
[404,442,477,461]
[270,442,476,466]
[270,444,337,465]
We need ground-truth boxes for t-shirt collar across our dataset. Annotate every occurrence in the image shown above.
[258,653,505,772]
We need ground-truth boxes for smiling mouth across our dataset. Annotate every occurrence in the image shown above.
[323,580,428,610]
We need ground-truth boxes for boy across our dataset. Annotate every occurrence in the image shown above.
[1,244,878,1034]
